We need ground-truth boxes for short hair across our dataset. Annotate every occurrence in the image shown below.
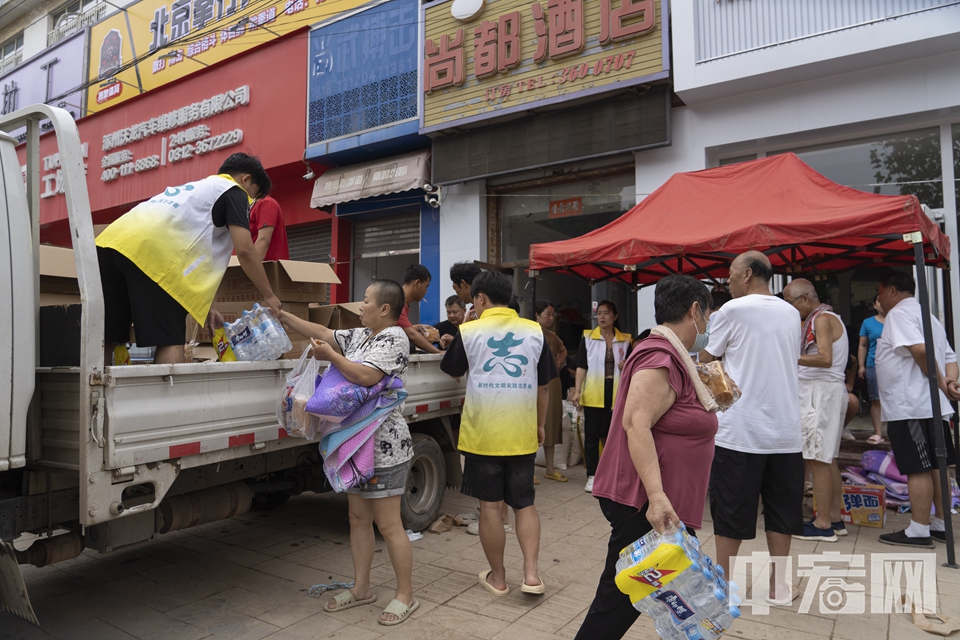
[368,279,405,321]
[534,300,555,316]
[508,296,521,313]
[218,153,272,197]
[445,295,464,308]
[450,261,482,286]
[710,289,732,311]
[403,264,431,285]
[471,270,513,305]
[879,270,916,296]
[654,275,711,325]
[742,254,773,283]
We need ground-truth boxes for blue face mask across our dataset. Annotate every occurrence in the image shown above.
[692,309,710,352]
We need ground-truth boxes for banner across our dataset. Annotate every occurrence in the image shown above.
[87,0,371,113]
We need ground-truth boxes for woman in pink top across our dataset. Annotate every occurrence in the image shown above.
[574,275,720,640]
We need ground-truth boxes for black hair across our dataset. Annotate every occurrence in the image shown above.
[597,300,618,316]
[879,270,916,296]
[450,261,482,286]
[534,300,555,317]
[445,295,465,308]
[743,255,773,283]
[471,270,513,305]
[403,264,432,285]
[508,296,521,313]
[654,275,711,325]
[218,153,272,197]
[710,289,732,311]
[565,355,578,370]
[368,279,405,321]
[637,328,652,342]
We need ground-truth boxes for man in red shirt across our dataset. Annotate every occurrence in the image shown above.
[250,195,289,261]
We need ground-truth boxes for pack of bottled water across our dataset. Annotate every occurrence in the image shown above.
[222,304,293,361]
[616,523,741,639]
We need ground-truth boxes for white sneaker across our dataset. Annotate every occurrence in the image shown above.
[466,522,513,535]
[841,428,856,441]
[584,477,594,493]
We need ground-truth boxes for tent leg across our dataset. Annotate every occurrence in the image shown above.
[528,273,537,320]
[945,268,960,459]
[913,241,958,568]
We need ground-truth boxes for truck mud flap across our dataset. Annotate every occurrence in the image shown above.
[0,540,37,626]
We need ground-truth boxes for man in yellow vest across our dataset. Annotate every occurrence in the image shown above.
[96,153,282,365]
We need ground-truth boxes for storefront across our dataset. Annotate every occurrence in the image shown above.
[421,0,670,339]
[304,0,439,319]
[23,30,338,297]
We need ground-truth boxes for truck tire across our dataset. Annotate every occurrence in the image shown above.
[250,491,291,511]
[401,434,446,532]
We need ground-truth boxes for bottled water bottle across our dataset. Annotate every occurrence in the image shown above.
[251,304,292,356]
[224,317,254,360]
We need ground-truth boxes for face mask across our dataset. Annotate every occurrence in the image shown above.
[692,309,710,352]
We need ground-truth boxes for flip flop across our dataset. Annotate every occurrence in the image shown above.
[766,584,800,606]
[866,435,886,445]
[544,472,568,482]
[378,598,420,626]
[478,570,510,596]
[325,590,377,612]
[520,577,545,595]
[533,476,540,485]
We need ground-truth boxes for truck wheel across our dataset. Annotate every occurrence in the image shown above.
[401,434,446,532]
[250,491,291,511]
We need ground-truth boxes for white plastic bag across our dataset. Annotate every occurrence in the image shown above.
[278,348,321,440]
[566,402,583,467]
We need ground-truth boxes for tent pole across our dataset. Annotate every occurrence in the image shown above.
[913,241,958,568]
[944,267,960,457]
[529,272,537,321]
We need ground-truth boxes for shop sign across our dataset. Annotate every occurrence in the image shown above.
[548,196,582,218]
[420,0,668,133]
[86,0,371,114]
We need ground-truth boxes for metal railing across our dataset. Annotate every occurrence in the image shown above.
[0,51,22,73]
[46,2,106,47]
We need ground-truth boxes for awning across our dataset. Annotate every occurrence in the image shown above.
[310,150,431,209]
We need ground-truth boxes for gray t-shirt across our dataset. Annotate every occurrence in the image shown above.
[333,326,413,468]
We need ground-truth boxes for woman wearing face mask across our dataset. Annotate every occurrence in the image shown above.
[570,301,633,493]
[573,275,720,640]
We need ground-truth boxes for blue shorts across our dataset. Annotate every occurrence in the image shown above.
[865,366,879,402]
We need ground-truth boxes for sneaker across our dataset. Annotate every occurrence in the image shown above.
[931,530,946,543]
[832,521,848,537]
[878,529,934,549]
[793,521,838,542]
[466,522,514,536]
[841,428,856,441]
[584,477,594,493]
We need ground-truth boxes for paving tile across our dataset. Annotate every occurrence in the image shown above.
[192,615,280,640]
[49,618,138,640]
[0,613,55,639]
[98,602,211,640]
[166,587,289,626]
[417,606,512,639]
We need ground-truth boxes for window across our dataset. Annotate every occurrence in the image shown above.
[51,0,99,27]
[0,34,23,62]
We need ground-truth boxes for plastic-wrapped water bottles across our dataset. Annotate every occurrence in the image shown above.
[616,523,740,639]
[222,305,294,361]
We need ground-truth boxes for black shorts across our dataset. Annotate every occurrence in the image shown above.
[98,247,189,347]
[887,419,956,476]
[709,446,804,540]
[461,453,536,509]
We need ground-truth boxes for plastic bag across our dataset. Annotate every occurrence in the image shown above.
[695,360,742,412]
[278,348,322,440]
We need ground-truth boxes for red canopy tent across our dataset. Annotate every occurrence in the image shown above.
[529,153,949,286]
[529,153,958,568]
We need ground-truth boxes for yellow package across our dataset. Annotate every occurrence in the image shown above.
[113,345,131,365]
[615,542,693,605]
[213,328,237,362]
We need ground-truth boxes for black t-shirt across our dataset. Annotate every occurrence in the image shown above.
[441,331,558,386]
[434,320,459,338]
[212,186,250,229]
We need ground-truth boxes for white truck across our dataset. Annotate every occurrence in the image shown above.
[0,106,464,625]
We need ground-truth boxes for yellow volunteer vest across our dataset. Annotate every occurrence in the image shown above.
[580,327,631,408]
[459,307,545,457]
[96,175,245,324]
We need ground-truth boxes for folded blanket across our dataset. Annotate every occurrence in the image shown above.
[861,450,907,483]
[307,363,396,423]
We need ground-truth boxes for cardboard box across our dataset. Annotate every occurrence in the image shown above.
[40,302,81,367]
[308,303,363,330]
[214,258,340,305]
[817,483,886,529]
[188,302,311,344]
[39,245,80,296]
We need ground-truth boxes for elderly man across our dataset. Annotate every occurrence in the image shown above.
[875,271,960,547]
[435,295,466,348]
[700,251,803,604]
[783,279,848,542]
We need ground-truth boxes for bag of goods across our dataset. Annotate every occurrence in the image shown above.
[695,361,741,412]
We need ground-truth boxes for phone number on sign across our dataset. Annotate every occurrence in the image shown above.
[168,129,244,163]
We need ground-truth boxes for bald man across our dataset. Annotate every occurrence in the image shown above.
[783,279,848,543]
[700,251,803,604]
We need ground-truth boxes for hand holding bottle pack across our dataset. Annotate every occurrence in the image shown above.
[222,304,293,361]
[615,523,741,639]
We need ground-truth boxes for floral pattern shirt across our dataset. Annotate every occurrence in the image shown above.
[333,326,413,468]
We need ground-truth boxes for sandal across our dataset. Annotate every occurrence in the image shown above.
[533,476,540,485]
[479,569,509,597]
[766,584,800,606]
[325,590,377,612]
[866,435,885,445]
[378,598,419,626]
[520,577,545,595]
[544,472,568,482]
